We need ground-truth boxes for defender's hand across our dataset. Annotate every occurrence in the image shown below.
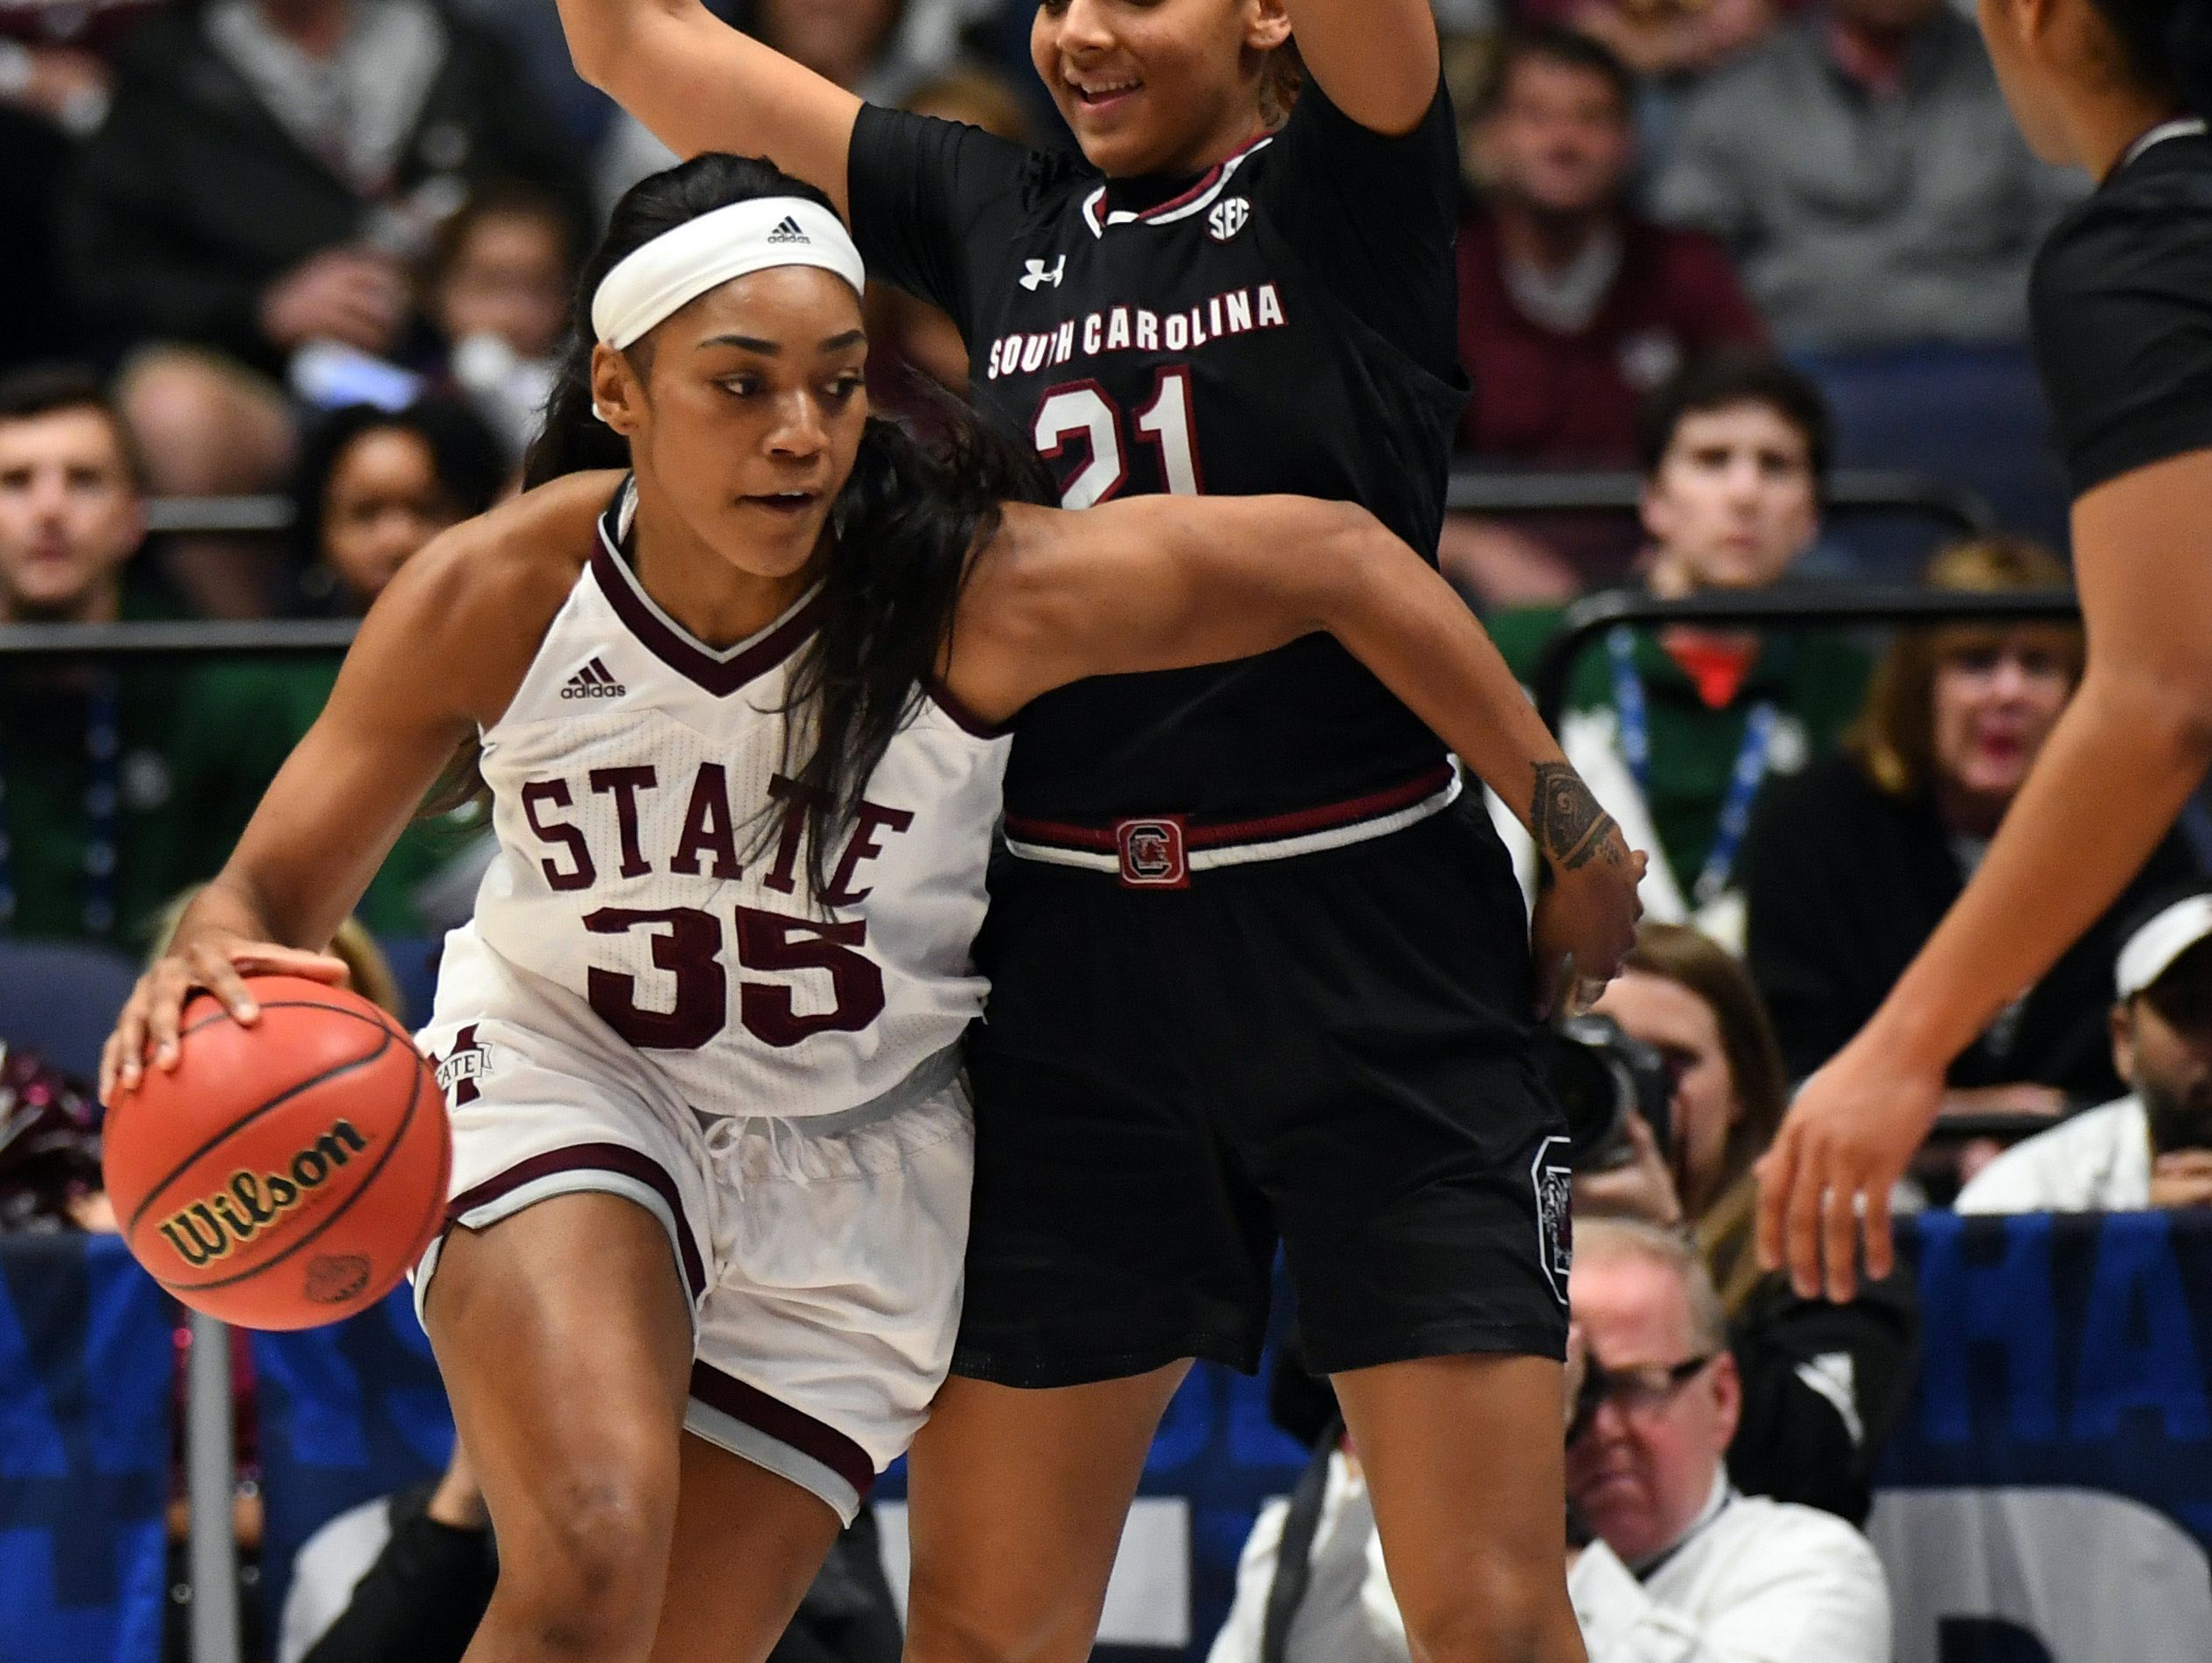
[1756,1029,1942,1302]
[102,938,350,1104]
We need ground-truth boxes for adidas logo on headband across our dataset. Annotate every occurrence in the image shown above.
[766,216,809,244]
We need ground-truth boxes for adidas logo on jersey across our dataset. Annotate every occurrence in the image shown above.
[766,216,809,244]
[561,658,626,700]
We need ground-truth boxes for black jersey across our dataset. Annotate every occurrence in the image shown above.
[2030,122,2212,498]
[847,80,1467,827]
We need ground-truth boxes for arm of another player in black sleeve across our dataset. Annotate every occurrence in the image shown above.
[2034,196,2212,498]
[844,106,1042,333]
[1258,72,1462,369]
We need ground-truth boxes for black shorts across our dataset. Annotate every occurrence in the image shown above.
[955,793,1571,1387]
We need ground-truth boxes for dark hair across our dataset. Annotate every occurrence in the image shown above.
[522,152,1051,898]
[290,398,509,578]
[2084,0,2212,120]
[1477,24,1636,119]
[0,362,143,486]
[1635,347,1832,482]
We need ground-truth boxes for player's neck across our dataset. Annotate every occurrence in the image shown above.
[2064,86,2191,181]
[626,506,816,652]
[1142,103,1271,182]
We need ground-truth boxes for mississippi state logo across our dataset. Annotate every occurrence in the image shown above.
[1531,1135,1573,1304]
[434,1025,491,1108]
[1115,816,1189,889]
[1207,197,1250,242]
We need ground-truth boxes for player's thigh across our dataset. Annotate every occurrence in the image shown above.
[1334,1353,1585,1663]
[422,1191,695,1618]
[900,1363,1189,1663]
[651,1429,844,1663]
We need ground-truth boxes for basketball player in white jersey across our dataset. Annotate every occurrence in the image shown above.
[103,154,1642,1662]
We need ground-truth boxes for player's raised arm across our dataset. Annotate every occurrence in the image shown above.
[555,0,861,213]
[948,494,1645,996]
[102,474,613,1100]
[1284,0,1441,134]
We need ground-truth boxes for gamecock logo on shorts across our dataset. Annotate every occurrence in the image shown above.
[1531,1135,1573,1305]
[1115,817,1189,889]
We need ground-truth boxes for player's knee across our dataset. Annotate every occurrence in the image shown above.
[1396,1562,1575,1663]
[491,1460,676,1656]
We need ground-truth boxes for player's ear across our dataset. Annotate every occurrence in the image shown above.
[1243,0,1292,55]
[590,341,646,437]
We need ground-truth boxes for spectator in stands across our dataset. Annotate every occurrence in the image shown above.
[0,1045,107,1232]
[1208,1216,1894,1663]
[1650,0,2082,351]
[1957,887,2212,1213]
[0,364,292,948]
[61,0,582,618]
[424,184,577,459]
[1487,352,1867,947]
[272,399,504,935]
[1743,537,2201,1111]
[1562,1219,1893,1661]
[1513,0,1780,81]
[1584,923,1919,1525]
[1442,28,1768,607]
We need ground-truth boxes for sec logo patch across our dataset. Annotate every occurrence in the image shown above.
[1208,197,1250,242]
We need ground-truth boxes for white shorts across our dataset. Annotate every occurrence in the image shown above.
[415,941,973,1524]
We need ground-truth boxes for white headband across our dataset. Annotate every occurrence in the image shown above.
[590,196,866,350]
[2116,891,2212,1001]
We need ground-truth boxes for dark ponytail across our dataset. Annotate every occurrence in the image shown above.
[501,152,1052,900]
[2086,0,2212,122]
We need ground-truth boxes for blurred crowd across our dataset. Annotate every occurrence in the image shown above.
[1,0,2209,1658]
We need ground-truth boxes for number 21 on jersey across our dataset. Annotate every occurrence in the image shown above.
[1033,367,1201,507]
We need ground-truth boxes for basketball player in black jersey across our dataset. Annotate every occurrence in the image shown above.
[1761,0,2212,1301]
[555,3,1618,1659]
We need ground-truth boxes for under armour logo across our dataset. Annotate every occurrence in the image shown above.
[1020,255,1066,290]
[1207,197,1250,242]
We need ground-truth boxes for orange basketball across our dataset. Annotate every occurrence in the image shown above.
[103,975,451,1330]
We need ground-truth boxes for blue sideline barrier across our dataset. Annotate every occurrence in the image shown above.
[8,1212,2212,1662]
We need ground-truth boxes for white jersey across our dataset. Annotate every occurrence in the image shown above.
[439,497,1010,1121]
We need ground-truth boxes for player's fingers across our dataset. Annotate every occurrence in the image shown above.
[1859,1178,1894,1286]
[1782,1135,1828,1300]
[188,947,262,1025]
[230,945,351,986]
[98,1028,123,1104]
[108,984,154,1095]
[1754,1128,1795,1271]
[143,963,196,1073]
[1820,1175,1860,1304]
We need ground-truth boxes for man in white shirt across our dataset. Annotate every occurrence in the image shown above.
[1957,886,2212,1214]
[1207,1219,1891,1663]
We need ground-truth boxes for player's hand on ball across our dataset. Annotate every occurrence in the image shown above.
[1755,1031,1942,1302]
[1531,823,1646,1020]
[102,936,351,1103]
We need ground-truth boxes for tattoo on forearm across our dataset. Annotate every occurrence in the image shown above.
[1530,763,1623,870]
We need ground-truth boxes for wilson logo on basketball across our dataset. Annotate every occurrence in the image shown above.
[156,1120,372,1268]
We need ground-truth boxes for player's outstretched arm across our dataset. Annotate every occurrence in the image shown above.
[948,494,1645,999]
[102,473,616,1101]
[1758,450,2212,1303]
[1283,0,1440,135]
[556,0,861,213]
